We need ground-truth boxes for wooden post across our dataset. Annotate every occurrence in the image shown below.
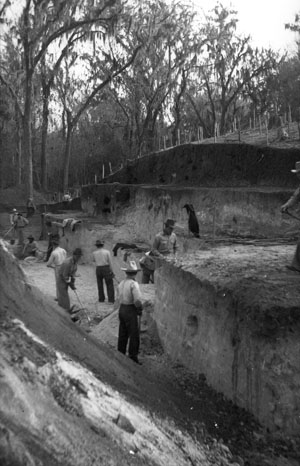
[259,115,262,135]
[109,162,112,174]
[265,113,269,145]
[212,202,216,244]
[95,174,97,184]
[163,136,166,149]
[249,117,252,130]
[102,164,105,179]
[177,129,180,145]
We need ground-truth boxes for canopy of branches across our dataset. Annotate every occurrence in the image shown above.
[0,0,299,194]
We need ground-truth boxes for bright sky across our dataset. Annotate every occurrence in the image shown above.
[192,0,299,53]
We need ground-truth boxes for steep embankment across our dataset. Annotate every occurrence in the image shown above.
[0,240,234,466]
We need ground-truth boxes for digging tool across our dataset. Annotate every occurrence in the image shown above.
[3,225,15,239]
[284,210,300,222]
[73,289,91,324]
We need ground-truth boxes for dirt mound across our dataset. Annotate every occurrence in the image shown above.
[0,240,236,466]
[0,184,48,210]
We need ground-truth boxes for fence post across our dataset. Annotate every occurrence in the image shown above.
[259,115,262,135]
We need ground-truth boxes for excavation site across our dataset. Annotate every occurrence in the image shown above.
[1,142,300,466]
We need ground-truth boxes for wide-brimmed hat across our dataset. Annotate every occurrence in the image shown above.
[165,218,175,228]
[121,260,141,273]
[95,239,104,246]
[145,250,155,257]
[11,208,17,213]
[27,234,34,240]
[291,161,300,173]
[73,248,82,256]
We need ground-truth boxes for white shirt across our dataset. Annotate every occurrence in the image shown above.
[93,248,113,269]
[117,277,142,306]
[47,247,67,268]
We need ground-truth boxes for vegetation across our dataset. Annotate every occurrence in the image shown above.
[0,0,299,196]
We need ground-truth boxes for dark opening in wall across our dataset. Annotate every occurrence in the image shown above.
[186,315,198,337]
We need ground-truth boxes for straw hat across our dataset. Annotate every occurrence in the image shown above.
[121,260,140,273]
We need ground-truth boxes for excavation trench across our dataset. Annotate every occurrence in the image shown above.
[12,180,299,438]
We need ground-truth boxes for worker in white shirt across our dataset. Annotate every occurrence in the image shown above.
[117,260,143,364]
[92,239,115,303]
[46,238,67,301]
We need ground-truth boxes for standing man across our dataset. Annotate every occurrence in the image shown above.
[152,218,178,257]
[9,208,18,226]
[117,260,143,364]
[57,248,82,312]
[92,239,115,303]
[46,239,67,301]
[9,208,18,241]
[14,212,29,246]
[44,215,60,261]
[281,161,300,271]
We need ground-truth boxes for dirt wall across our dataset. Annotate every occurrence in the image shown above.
[154,262,300,436]
[81,184,298,246]
[105,144,300,188]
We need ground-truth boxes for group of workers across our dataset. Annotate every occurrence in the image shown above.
[6,160,300,365]
[8,198,36,252]
[42,217,178,364]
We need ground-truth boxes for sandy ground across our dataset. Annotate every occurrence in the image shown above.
[19,248,300,466]
[1,206,300,465]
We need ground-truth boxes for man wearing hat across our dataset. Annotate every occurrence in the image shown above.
[92,239,115,303]
[117,260,143,364]
[8,208,18,241]
[22,234,38,259]
[152,218,178,256]
[46,239,67,301]
[57,248,82,312]
[281,161,300,271]
[14,211,29,246]
[9,208,18,226]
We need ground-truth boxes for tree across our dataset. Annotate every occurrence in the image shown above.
[0,0,124,198]
[109,0,202,155]
[191,3,279,135]
[55,28,143,190]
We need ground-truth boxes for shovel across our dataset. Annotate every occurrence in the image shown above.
[3,225,14,237]
[73,289,91,324]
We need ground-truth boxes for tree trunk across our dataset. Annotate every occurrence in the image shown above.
[23,84,33,199]
[41,93,49,191]
[63,123,73,191]
[17,133,22,186]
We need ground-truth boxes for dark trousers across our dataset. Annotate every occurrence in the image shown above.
[141,268,154,284]
[46,234,60,261]
[118,304,140,360]
[96,265,114,302]
[291,242,300,270]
